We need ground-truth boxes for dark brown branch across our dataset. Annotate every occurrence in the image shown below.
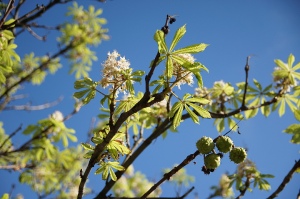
[140,151,200,199]
[267,159,300,199]
[78,16,171,199]
[95,117,173,198]
[0,0,15,28]
[241,56,250,108]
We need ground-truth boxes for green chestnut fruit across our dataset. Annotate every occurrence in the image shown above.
[216,136,234,153]
[196,136,215,154]
[229,147,247,164]
[204,154,221,169]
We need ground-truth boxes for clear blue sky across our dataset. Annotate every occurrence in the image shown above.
[1,1,299,199]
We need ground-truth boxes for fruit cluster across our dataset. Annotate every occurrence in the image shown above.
[196,136,247,174]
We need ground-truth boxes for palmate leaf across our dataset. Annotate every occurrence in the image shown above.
[283,124,300,144]
[273,54,300,85]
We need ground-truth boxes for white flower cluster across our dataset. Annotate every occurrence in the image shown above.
[172,53,195,89]
[50,110,64,122]
[100,50,132,97]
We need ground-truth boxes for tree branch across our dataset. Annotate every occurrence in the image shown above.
[267,159,300,199]
[140,151,200,199]
[78,16,172,199]
[3,96,63,111]
[0,0,15,28]
[0,42,74,101]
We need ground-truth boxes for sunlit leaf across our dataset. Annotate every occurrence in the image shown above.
[185,104,199,124]
[173,104,183,129]
[81,143,94,151]
[173,43,208,54]
[169,24,186,52]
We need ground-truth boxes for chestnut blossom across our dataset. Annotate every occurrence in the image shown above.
[50,110,64,122]
[100,50,132,97]
[172,53,195,89]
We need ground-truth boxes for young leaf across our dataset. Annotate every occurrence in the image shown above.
[185,104,199,124]
[173,43,208,54]
[173,104,184,129]
[166,56,174,79]
[81,143,95,151]
[187,102,211,118]
[154,30,167,54]
[169,24,186,52]
[109,167,117,181]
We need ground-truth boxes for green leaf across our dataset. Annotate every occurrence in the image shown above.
[194,72,204,88]
[169,101,182,118]
[81,143,95,151]
[74,89,90,99]
[83,151,93,159]
[283,124,300,144]
[95,165,106,174]
[108,161,125,171]
[173,43,208,54]
[173,104,183,129]
[278,99,285,117]
[294,109,300,122]
[154,30,167,54]
[274,59,288,70]
[170,24,186,52]
[253,79,262,91]
[109,167,117,181]
[166,56,174,79]
[0,193,9,199]
[186,97,210,104]
[91,137,103,144]
[187,102,211,118]
[185,104,199,124]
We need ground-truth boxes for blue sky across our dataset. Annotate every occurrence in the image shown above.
[1,1,300,199]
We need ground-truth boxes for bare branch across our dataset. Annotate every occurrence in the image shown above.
[267,159,300,199]
[0,0,15,28]
[0,124,22,150]
[4,96,63,111]
[140,151,200,199]
[0,42,74,101]
[107,187,194,199]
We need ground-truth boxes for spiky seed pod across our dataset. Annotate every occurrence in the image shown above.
[204,154,221,169]
[196,136,215,154]
[216,136,234,153]
[229,147,247,164]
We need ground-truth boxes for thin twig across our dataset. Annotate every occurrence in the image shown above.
[0,124,22,150]
[140,150,200,199]
[0,103,81,156]
[241,56,250,108]
[267,159,300,199]
[3,96,63,111]
[0,42,74,101]
[0,0,15,28]
[235,176,251,199]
